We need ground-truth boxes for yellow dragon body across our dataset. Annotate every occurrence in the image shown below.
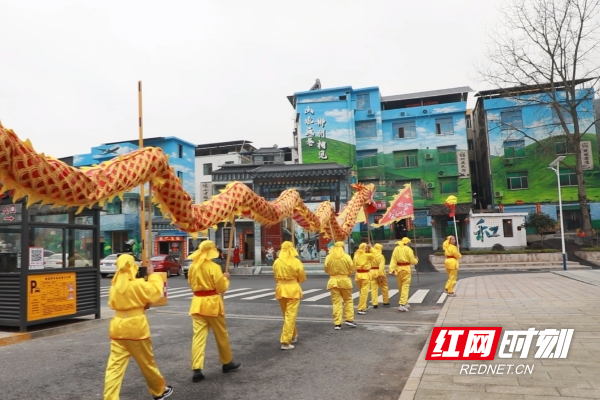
[0,123,374,241]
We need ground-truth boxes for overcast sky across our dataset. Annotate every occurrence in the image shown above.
[0,0,505,158]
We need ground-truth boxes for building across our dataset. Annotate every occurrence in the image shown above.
[287,84,474,246]
[72,136,196,259]
[473,80,598,233]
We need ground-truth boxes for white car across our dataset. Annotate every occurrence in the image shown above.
[45,253,92,269]
[100,253,142,278]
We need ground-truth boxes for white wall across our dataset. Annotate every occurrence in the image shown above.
[194,153,242,204]
[468,213,528,249]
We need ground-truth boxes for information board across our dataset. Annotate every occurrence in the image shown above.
[27,273,77,321]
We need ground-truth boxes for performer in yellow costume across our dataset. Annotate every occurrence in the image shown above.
[187,240,240,383]
[104,254,173,400]
[443,235,461,296]
[369,243,390,308]
[324,241,358,329]
[389,237,418,312]
[273,241,306,350]
[353,242,374,314]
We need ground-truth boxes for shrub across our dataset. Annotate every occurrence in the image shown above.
[491,243,505,251]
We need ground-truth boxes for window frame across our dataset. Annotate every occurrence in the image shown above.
[559,168,577,187]
[438,146,457,165]
[500,110,523,130]
[393,150,418,169]
[356,93,371,110]
[506,171,529,190]
[503,139,526,158]
[439,178,458,194]
[355,120,377,138]
[203,163,212,175]
[393,120,416,139]
[356,149,378,168]
[435,117,454,135]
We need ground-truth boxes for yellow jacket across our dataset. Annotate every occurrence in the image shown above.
[273,257,306,299]
[188,259,230,317]
[369,252,386,279]
[354,251,375,281]
[324,253,354,290]
[107,274,163,340]
[389,242,418,274]
[443,240,462,270]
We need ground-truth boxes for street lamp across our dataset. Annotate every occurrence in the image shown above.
[548,156,567,270]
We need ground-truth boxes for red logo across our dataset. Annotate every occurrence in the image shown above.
[425,327,502,360]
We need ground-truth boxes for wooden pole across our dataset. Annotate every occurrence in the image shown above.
[225,217,235,273]
[138,81,148,275]
[289,216,295,247]
[411,217,419,283]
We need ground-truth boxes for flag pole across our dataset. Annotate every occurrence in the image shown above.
[411,217,419,283]
[453,215,460,251]
[137,81,148,277]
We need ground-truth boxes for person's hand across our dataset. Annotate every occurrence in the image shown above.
[223,272,231,279]
[146,264,154,275]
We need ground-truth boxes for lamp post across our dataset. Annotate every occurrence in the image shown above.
[548,156,567,270]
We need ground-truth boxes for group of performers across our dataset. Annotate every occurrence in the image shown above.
[102,235,461,399]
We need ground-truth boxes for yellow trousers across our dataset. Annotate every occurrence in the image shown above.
[445,268,458,293]
[357,278,370,311]
[278,298,300,344]
[104,338,165,400]
[370,277,389,306]
[330,288,354,325]
[396,269,412,306]
[191,314,233,370]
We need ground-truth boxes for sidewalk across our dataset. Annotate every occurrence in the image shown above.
[400,270,600,400]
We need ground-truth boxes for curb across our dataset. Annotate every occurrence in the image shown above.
[551,270,600,287]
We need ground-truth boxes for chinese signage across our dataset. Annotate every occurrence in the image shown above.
[375,200,387,210]
[580,141,593,170]
[200,182,213,202]
[27,273,76,321]
[156,236,183,242]
[457,150,470,178]
[304,106,329,160]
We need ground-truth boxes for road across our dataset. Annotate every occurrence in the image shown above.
[0,270,544,400]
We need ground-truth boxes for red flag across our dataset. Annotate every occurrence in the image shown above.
[445,195,457,218]
[371,184,414,228]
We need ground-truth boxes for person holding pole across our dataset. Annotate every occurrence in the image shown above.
[369,243,390,308]
[389,237,418,312]
[443,235,461,297]
[324,241,358,329]
[187,240,240,383]
[353,242,374,315]
[273,241,306,350]
[103,254,173,400]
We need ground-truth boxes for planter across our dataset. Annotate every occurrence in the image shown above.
[575,251,600,267]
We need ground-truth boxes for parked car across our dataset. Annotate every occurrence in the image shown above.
[45,253,91,269]
[100,253,142,278]
[183,255,225,278]
[150,255,182,277]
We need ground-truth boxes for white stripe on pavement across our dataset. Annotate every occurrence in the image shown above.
[270,288,322,300]
[224,288,271,299]
[241,291,275,300]
[408,289,429,304]
[303,291,332,302]
[437,293,447,303]
[379,289,399,303]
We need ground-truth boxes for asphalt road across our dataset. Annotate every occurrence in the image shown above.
[0,271,544,400]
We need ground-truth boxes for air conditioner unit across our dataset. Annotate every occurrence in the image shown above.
[504,158,513,166]
[438,170,445,176]
[425,153,433,160]
[426,182,435,189]
[495,191,504,197]
[400,111,406,116]
[423,109,428,114]
[367,109,374,116]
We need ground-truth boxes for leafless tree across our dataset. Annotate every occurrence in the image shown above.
[479,0,600,235]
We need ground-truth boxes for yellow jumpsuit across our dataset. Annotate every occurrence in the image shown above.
[324,243,356,326]
[188,257,234,371]
[273,245,306,346]
[104,258,167,400]
[369,244,389,307]
[354,245,374,312]
[443,238,461,294]
[389,241,418,307]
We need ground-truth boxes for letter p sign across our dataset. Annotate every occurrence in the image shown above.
[30,280,38,294]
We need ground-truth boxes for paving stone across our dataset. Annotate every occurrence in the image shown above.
[516,378,593,389]
[558,388,600,398]
[485,385,560,396]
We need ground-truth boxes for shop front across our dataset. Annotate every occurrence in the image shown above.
[154,233,187,263]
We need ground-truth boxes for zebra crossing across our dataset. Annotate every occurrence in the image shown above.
[99,284,455,305]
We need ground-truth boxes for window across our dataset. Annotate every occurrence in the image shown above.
[355,121,376,138]
[356,149,378,168]
[393,120,416,139]
[203,163,212,175]
[393,150,418,168]
[502,219,514,238]
[178,144,183,158]
[263,155,275,164]
[559,169,577,186]
[555,140,575,155]
[438,146,457,164]
[440,178,458,194]
[500,110,523,130]
[466,116,472,129]
[552,107,574,124]
[105,198,122,215]
[177,171,183,184]
[222,227,234,249]
[503,140,526,158]
[224,161,234,165]
[356,93,370,110]
[506,171,529,189]
[393,180,422,198]
[435,117,454,135]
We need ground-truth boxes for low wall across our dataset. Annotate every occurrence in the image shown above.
[575,251,600,267]
[430,252,562,266]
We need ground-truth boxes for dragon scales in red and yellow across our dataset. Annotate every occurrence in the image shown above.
[0,123,374,241]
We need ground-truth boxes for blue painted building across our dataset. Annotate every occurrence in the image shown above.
[73,137,196,258]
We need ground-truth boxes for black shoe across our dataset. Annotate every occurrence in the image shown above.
[344,321,358,328]
[192,370,205,383]
[383,303,390,306]
[222,360,241,373]
[373,305,378,309]
[153,385,173,400]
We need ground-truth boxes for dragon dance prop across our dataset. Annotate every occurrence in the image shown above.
[0,123,374,241]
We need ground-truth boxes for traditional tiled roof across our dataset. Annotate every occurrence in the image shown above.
[428,202,472,216]
[252,162,350,178]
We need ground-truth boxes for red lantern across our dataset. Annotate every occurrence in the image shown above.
[364,203,378,214]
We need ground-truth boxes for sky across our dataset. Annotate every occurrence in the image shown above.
[0,0,506,158]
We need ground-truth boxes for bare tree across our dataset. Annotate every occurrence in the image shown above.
[479,0,600,235]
